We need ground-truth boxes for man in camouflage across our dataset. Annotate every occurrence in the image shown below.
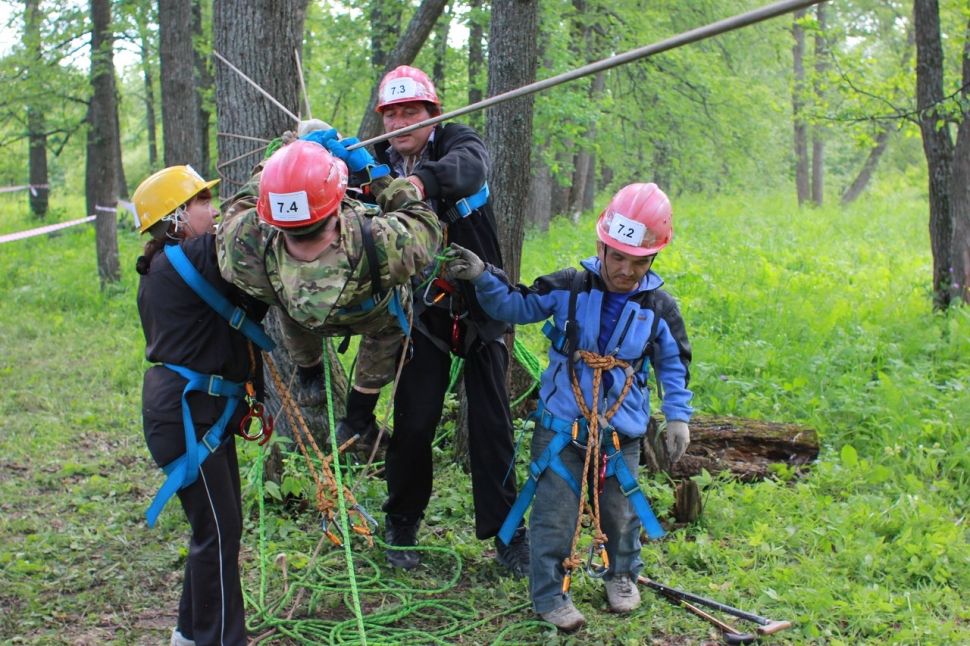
[216,133,441,456]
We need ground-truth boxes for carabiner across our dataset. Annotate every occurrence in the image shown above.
[321,514,344,547]
[586,542,610,578]
[561,568,572,599]
[350,504,379,535]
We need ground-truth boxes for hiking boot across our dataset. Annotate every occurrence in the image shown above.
[297,365,326,407]
[336,418,389,461]
[604,573,641,613]
[540,601,586,632]
[385,518,420,570]
[494,526,530,580]
[171,629,196,646]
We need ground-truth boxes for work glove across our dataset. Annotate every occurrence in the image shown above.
[297,119,333,138]
[665,420,690,463]
[300,127,341,148]
[324,137,377,173]
[445,243,485,282]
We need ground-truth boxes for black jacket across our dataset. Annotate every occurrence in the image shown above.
[373,122,509,347]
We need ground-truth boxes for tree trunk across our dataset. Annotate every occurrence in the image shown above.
[914,0,954,311]
[356,0,450,142]
[137,9,159,172]
[792,9,810,206]
[87,0,120,288]
[810,2,827,206]
[466,0,485,133]
[25,0,48,219]
[841,128,891,205]
[212,0,309,188]
[949,13,970,305]
[527,154,552,232]
[193,0,214,177]
[583,147,596,212]
[369,0,404,71]
[569,71,605,220]
[159,0,201,168]
[432,3,450,99]
[641,415,820,482]
[114,101,128,199]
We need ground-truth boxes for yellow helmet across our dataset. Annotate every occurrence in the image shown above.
[132,165,219,235]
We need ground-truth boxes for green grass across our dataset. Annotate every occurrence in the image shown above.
[1,184,968,644]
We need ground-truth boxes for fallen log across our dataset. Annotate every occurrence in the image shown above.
[641,414,820,482]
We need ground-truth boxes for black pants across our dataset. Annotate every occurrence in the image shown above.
[383,326,518,539]
[145,417,247,646]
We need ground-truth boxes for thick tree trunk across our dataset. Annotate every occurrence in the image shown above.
[137,13,159,171]
[792,9,810,206]
[159,0,202,168]
[25,0,48,218]
[356,0,449,142]
[810,2,827,206]
[213,0,308,187]
[914,0,954,311]
[369,0,404,71]
[86,0,120,288]
[641,415,820,482]
[466,0,485,133]
[841,128,891,205]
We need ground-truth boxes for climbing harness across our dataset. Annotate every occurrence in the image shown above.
[145,245,277,527]
[441,182,489,224]
[497,268,666,598]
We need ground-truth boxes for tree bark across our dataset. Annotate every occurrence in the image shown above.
[527,153,552,232]
[810,2,827,206]
[114,101,128,199]
[840,128,891,205]
[792,9,810,206]
[356,0,450,142]
[212,0,308,188]
[569,71,605,220]
[466,0,485,133]
[193,0,214,177]
[86,0,120,288]
[641,415,820,482]
[949,13,970,305]
[159,0,202,168]
[914,0,954,311]
[432,3,450,99]
[369,0,404,71]
[25,0,48,218]
[135,2,159,171]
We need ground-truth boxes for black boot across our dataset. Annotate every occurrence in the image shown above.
[337,390,387,459]
[385,517,421,570]
[495,525,531,580]
[296,362,326,407]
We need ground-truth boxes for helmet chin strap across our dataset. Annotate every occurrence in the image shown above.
[162,205,190,240]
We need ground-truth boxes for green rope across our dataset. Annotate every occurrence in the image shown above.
[510,337,543,407]
[264,137,284,159]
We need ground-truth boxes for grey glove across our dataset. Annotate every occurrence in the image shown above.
[665,420,690,463]
[297,119,333,138]
[445,243,485,281]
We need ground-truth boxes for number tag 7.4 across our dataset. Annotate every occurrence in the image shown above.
[267,190,311,222]
[607,213,646,246]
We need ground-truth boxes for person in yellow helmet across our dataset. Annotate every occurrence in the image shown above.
[133,165,270,646]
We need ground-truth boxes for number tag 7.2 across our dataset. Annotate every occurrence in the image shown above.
[607,213,646,246]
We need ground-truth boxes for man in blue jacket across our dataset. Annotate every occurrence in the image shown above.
[447,183,693,631]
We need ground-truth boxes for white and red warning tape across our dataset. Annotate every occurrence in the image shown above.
[0,201,135,245]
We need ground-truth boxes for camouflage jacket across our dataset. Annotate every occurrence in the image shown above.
[216,171,441,337]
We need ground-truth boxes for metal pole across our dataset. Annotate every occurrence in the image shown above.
[349,0,821,151]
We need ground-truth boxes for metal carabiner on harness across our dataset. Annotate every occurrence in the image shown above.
[561,568,573,599]
[422,276,454,307]
[586,542,610,578]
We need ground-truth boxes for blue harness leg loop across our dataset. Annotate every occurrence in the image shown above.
[497,401,666,545]
[163,244,276,351]
[145,364,245,527]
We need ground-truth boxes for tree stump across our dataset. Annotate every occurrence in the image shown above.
[641,414,820,482]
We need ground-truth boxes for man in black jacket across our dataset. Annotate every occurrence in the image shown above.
[336,65,529,577]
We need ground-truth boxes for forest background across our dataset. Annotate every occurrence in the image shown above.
[1,0,969,644]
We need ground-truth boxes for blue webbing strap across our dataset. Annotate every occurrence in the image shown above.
[334,286,410,337]
[442,182,489,223]
[497,401,666,544]
[145,364,245,527]
[163,244,276,352]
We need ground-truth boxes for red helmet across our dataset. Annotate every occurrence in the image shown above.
[257,141,348,229]
[376,65,440,112]
[596,183,673,256]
